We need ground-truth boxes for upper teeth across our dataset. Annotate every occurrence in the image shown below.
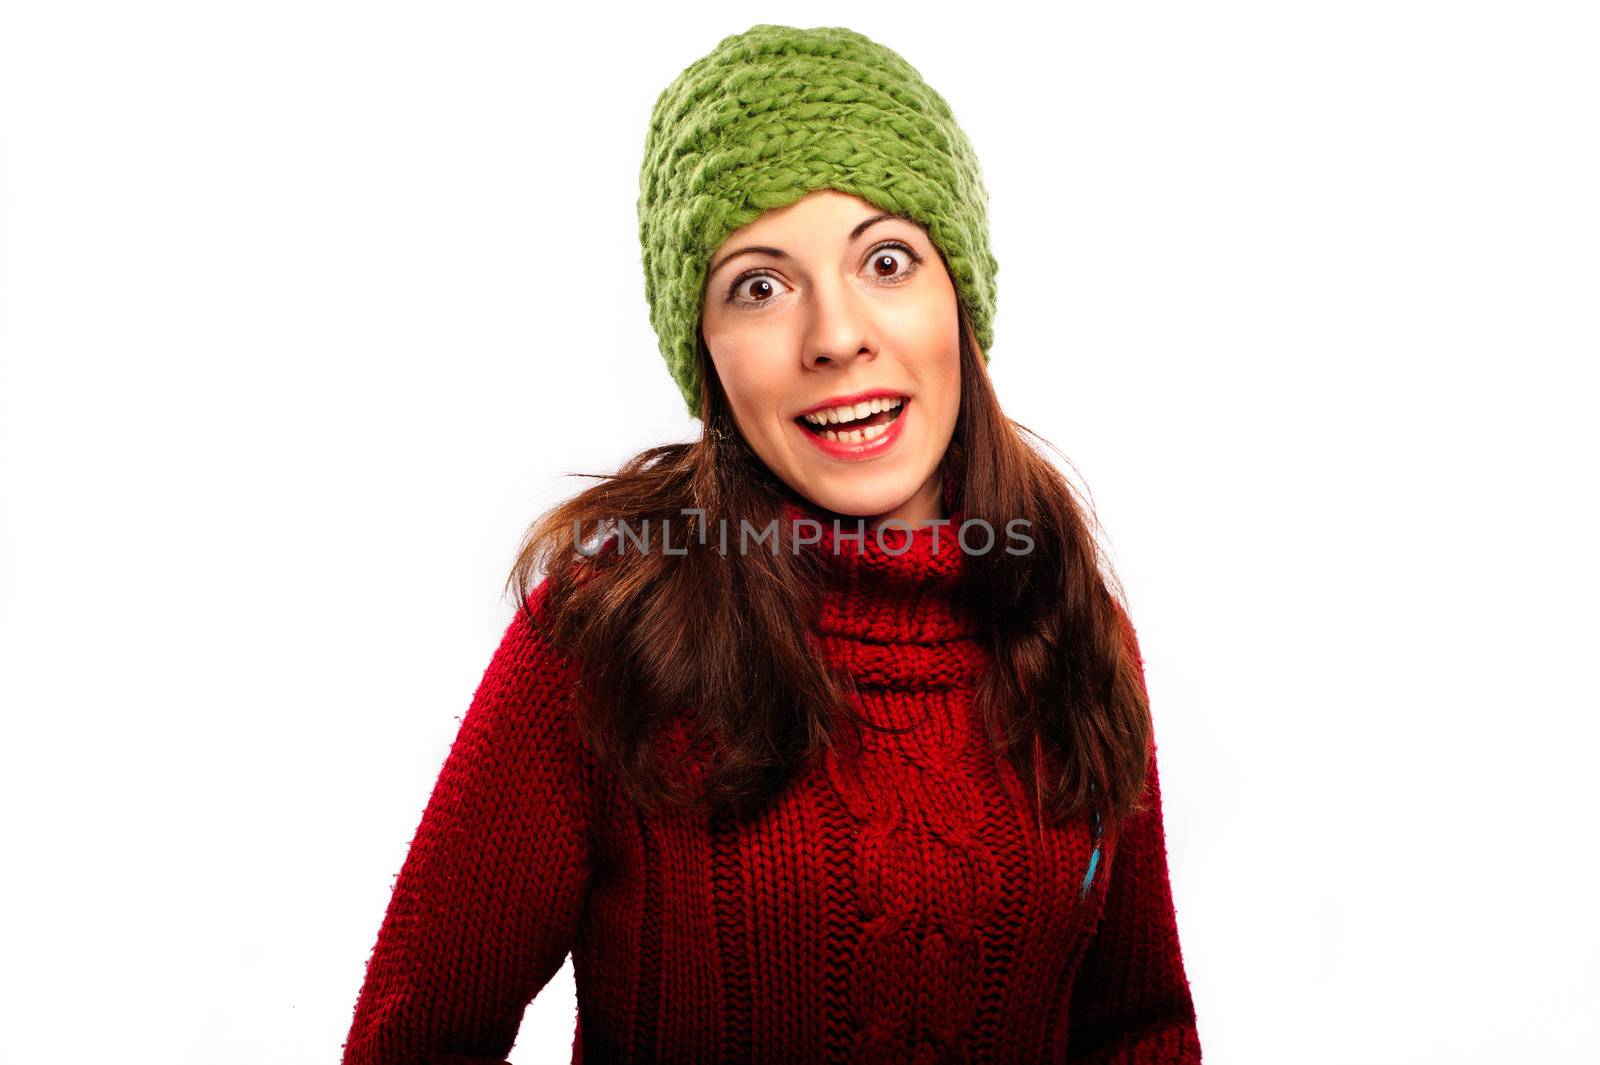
[801,396,904,426]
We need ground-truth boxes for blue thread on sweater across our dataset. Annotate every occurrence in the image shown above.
[1079,805,1104,900]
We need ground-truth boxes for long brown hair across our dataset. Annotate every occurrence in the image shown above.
[506,300,1154,843]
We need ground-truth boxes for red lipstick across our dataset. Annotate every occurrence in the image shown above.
[791,391,912,462]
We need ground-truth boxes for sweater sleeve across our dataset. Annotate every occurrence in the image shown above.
[341,583,594,1065]
[1065,618,1202,1064]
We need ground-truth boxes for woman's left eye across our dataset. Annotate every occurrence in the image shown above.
[865,242,923,281]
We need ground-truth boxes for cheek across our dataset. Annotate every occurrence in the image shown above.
[891,278,959,354]
[893,299,961,413]
[933,348,962,430]
[707,338,789,430]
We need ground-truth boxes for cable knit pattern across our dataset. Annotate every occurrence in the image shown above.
[801,504,1004,1062]
[341,508,1201,1064]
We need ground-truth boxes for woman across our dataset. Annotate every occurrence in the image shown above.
[342,24,1201,1064]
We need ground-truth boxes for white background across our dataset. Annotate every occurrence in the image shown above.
[3,2,1596,1062]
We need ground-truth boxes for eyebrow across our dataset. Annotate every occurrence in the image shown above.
[707,212,909,278]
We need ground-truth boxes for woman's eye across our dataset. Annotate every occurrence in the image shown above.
[866,243,922,280]
[728,273,789,305]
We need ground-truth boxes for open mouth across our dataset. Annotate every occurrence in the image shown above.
[794,396,909,443]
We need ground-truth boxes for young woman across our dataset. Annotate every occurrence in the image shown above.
[342,24,1201,1064]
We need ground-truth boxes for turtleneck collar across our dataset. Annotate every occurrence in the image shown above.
[779,484,988,692]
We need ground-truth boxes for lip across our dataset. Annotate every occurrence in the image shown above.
[793,395,911,462]
[794,388,909,418]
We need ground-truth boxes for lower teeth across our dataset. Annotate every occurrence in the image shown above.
[827,425,884,444]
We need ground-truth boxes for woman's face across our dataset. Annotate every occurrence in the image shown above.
[700,189,961,526]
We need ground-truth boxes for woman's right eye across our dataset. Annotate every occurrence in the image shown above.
[727,272,789,307]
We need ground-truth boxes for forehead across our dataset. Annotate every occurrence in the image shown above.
[723,189,913,240]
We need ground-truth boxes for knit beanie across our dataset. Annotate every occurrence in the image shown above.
[637,24,999,418]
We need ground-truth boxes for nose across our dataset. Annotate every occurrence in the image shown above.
[800,272,877,372]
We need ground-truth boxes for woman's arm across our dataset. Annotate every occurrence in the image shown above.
[1065,618,1202,1064]
[341,582,594,1065]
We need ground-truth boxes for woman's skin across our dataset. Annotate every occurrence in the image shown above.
[700,189,962,530]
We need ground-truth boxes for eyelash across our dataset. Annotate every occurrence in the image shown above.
[723,241,925,307]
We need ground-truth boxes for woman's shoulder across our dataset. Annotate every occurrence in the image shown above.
[488,574,572,672]
[464,573,598,767]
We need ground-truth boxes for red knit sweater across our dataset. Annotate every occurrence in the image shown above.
[341,502,1201,1063]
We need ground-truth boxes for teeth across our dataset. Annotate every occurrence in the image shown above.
[801,395,904,427]
[822,421,891,444]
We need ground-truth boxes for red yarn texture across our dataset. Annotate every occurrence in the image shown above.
[342,502,1201,1063]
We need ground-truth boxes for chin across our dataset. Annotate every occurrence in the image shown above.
[800,479,922,521]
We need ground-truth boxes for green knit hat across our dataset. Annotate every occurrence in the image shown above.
[637,24,999,418]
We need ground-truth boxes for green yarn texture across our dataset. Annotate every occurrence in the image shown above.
[637,24,998,418]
